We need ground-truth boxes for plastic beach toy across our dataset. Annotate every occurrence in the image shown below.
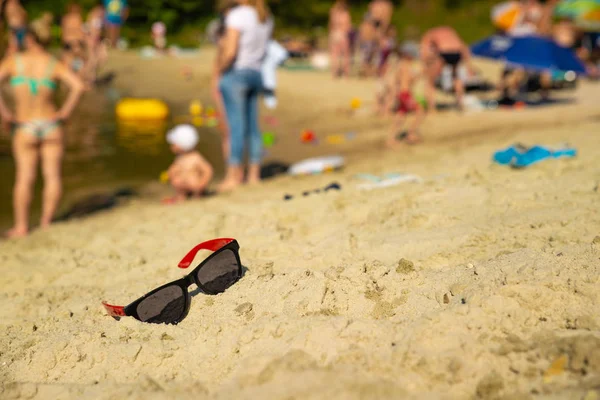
[301,129,317,144]
[326,134,345,145]
[493,144,577,168]
[189,100,203,117]
[205,106,217,117]
[289,156,345,176]
[192,116,204,127]
[160,171,170,183]
[116,98,169,121]
[350,97,362,110]
[263,132,276,147]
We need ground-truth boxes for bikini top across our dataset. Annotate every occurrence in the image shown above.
[10,55,57,96]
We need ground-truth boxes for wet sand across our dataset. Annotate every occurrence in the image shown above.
[1,50,600,399]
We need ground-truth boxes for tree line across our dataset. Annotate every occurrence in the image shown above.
[24,0,499,43]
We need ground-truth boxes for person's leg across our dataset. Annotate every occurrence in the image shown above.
[169,176,190,202]
[39,130,64,228]
[425,58,442,113]
[358,43,366,77]
[246,71,263,185]
[217,92,230,162]
[330,37,340,78]
[425,76,437,114]
[8,130,39,237]
[386,112,406,149]
[376,87,386,116]
[107,24,118,47]
[454,75,465,110]
[342,38,351,77]
[218,71,246,192]
[540,71,552,100]
[407,104,425,144]
[62,48,74,74]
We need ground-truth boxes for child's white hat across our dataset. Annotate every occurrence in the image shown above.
[166,124,199,151]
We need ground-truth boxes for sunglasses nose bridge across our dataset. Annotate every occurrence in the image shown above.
[184,272,196,287]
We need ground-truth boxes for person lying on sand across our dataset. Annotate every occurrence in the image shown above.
[165,125,214,203]
[386,43,425,147]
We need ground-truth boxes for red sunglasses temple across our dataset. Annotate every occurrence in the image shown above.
[177,238,236,269]
[102,301,126,317]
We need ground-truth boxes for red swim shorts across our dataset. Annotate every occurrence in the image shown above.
[397,91,418,114]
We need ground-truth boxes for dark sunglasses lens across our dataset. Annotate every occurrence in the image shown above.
[136,285,186,324]
[197,249,240,294]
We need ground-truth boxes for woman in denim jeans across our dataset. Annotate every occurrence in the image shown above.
[218,0,273,192]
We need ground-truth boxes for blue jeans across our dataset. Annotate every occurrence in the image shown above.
[219,69,263,166]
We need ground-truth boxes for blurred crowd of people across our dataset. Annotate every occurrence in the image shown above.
[1,0,129,86]
[327,0,599,147]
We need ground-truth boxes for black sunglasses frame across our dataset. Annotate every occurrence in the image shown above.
[119,240,241,325]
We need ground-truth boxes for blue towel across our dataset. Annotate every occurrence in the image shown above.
[493,145,577,168]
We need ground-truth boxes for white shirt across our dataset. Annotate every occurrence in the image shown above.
[226,5,273,71]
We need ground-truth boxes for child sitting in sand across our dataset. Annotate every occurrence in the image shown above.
[166,125,214,202]
[385,43,425,147]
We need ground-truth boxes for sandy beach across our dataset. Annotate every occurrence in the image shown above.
[1,50,600,399]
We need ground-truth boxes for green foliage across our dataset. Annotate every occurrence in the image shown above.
[24,0,502,45]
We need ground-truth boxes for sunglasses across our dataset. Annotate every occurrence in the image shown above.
[102,238,242,325]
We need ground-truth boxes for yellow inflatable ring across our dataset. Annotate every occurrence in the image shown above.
[116,98,169,121]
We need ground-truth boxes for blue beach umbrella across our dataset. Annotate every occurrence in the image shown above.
[471,35,587,75]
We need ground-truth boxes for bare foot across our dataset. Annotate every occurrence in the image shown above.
[218,178,242,193]
[4,227,28,239]
[247,165,261,186]
[39,218,55,229]
[386,137,406,149]
[247,176,261,186]
[162,195,186,205]
[404,132,423,145]
[386,132,422,149]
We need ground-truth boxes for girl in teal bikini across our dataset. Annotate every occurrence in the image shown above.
[0,26,84,238]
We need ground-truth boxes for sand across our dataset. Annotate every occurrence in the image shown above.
[1,50,600,399]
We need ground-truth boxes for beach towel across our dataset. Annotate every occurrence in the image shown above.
[289,156,345,176]
[356,173,423,190]
[493,144,577,168]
